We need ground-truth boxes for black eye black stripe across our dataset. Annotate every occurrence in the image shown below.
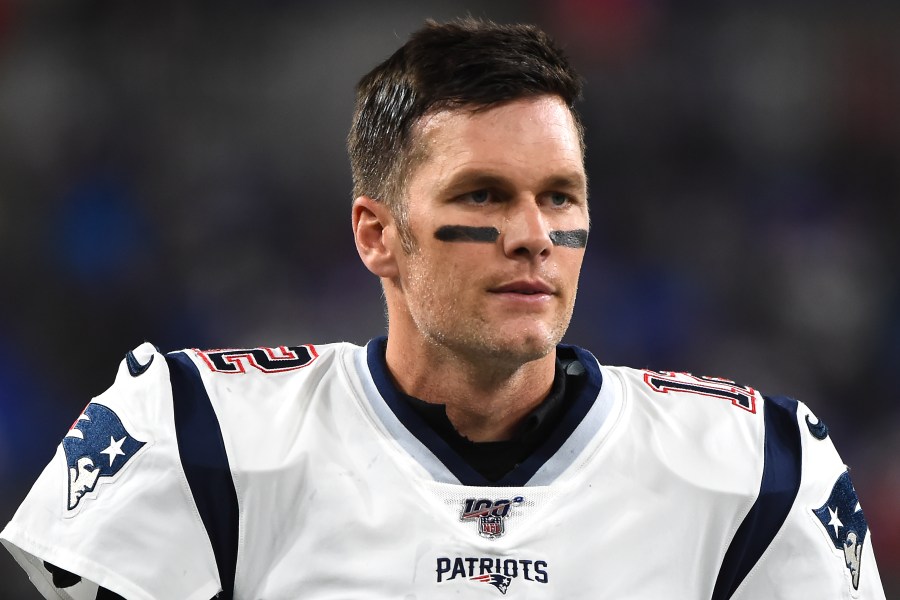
[434,225,499,242]
[434,225,588,248]
[548,229,588,248]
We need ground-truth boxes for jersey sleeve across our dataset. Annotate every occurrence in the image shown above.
[0,343,221,600]
[732,399,886,599]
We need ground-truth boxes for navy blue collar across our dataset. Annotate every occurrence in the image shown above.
[365,336,603,487]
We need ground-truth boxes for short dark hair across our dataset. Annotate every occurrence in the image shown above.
[348,18,584,223]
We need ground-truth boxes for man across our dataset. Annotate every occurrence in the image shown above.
[0,18,886,599]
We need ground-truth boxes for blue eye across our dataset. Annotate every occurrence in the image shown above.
[550,193,569,206]
[469,190,490,204]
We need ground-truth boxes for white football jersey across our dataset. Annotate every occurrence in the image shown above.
[1,338,886,599]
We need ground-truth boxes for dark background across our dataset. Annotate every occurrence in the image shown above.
[1,0,897,597]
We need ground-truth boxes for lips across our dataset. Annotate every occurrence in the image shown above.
[490,280,555,295]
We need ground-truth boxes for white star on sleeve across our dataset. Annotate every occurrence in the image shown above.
[101,436,127,466]
[827,506,843,537]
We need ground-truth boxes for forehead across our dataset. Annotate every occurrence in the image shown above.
[408,95,585,192]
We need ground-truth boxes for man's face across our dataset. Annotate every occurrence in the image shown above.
[68,456,100,510]
[390,95,588,365]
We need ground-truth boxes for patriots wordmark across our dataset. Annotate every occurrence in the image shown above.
[436,556,549,596]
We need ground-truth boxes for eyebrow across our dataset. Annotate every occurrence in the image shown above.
[437,169,587,198]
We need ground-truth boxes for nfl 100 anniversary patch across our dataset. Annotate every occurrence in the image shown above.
[63,402,148,514]
[431,495,549,595]
[460,496,525,539]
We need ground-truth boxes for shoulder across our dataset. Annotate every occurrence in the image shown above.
[729,399,885,598]
[167,340,355,374]
[165,340,356,391]
[0,342,225,598]
[602,364,766,433]
[597,363,811,497]
[600,362,883,596]
[603,363,832,473]
[85,340,357,406]
[76,341,175,438]
[173,342,334,375]
[596,363,881,597]
[163,341,364,459]
[78,339,361,457]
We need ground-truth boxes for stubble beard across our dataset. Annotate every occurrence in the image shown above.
[406,261,574,373]
[395,219,577,374]
[432,320,566,372]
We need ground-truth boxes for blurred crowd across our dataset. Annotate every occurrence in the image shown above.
[0,0,897,596]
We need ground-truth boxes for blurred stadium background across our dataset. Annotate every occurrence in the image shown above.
[0,0,897,596]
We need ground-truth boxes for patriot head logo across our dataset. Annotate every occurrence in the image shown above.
[471,573,512,595]
[63,403,147,512]
[812,471,869,591]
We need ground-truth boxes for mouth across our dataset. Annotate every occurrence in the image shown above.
[489,280,555,296]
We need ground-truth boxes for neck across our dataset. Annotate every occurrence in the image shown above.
[384,335,557,442]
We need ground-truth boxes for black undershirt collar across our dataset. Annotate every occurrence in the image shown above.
[397,357,574,482]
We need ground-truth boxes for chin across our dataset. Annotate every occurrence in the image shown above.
[485,328,561,364]
[422,311,570,365]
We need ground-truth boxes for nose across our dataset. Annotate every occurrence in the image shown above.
[501,200,552,260]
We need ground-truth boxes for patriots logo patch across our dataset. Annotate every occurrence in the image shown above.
[63,403,147,512]
[471,573,512,595]
[812,471,869,591]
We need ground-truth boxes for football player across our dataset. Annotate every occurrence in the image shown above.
[1,17,886,599]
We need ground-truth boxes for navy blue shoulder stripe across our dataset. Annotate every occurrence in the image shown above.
[711,395,802,599]
[166,352,239,600]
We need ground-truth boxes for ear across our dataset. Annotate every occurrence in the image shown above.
[352,196,400,279]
